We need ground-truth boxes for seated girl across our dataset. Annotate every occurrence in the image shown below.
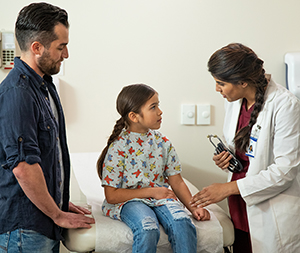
[97,84,210,253]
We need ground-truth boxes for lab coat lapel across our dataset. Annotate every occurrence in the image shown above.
[225,99,242,151]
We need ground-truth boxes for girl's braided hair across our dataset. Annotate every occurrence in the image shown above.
[97,84,156,178]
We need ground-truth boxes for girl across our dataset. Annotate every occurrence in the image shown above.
[97,84,210,253]
[191,43,300,253]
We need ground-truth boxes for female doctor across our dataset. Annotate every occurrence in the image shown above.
[190,43,300,253]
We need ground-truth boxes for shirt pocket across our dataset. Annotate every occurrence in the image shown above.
[38,117,57,153]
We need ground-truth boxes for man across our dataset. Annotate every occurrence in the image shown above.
[0,3,94,252]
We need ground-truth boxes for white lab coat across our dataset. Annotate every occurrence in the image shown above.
[223,79,300,253]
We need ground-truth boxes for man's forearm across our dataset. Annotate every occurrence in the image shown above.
[13,161,62,220]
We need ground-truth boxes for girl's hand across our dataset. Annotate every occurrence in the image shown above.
[213,151,232,170]
[152,187,177,200]
[192,207,210,221]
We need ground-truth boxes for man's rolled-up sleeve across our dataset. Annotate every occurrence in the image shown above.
[0,87,41,170]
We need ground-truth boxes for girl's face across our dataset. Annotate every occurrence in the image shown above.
[214,77,246,102]
[129,93,163,133]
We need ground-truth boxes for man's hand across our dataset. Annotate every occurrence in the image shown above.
[53,211,95,229]
[13,162,95,229]
[69,202,92,215]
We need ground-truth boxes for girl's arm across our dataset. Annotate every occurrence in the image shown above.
[168,174,210,221]
[104,185,177,204]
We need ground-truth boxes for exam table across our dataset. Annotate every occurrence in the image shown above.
[63,152,234,253]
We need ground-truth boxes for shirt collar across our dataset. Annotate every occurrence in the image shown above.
[14,57,53,89]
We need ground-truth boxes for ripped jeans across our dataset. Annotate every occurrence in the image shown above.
[120,201,197,253]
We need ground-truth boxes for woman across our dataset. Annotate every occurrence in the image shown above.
[190,43,300,252]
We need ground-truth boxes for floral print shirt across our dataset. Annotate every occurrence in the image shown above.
[101,129,182,220]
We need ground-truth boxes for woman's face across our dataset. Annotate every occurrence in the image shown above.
[214,77,246,102]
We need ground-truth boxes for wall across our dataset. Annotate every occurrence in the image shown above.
[1,1,300,212]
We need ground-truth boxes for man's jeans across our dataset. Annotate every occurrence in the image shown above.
[120,201,197,253]
[0,229,60,253]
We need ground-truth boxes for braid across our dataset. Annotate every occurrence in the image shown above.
[97,117,125,179]
[208,43,268,153]
[234,73,268,152]
[97,84,156,179]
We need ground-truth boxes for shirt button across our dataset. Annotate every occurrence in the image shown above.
[18,137,23,142]
[47,126,50,129]
[41,82,44,85]
[45,97,48,100]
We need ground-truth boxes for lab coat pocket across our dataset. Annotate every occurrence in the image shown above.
[271,194,300,249]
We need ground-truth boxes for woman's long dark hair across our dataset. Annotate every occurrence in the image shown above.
[97,84,156,179]
[208,43,268,152]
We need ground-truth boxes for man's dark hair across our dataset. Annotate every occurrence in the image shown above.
[15,2,69,51]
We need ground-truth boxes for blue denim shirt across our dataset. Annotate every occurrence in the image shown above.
[0,57,70,240]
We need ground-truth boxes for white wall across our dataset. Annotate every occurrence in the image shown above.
[2,1,300,212]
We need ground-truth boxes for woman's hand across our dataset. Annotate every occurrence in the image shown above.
[191,207,211,221]
[213,151,232,170]
[190,181,239,208]
[152,187,178,200]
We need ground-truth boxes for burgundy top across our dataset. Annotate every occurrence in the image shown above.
[228,99,254,232]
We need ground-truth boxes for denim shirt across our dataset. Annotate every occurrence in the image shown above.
[0,57,70,240]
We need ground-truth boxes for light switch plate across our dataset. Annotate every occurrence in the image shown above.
[181,104,195,125]
[197,104,210,125]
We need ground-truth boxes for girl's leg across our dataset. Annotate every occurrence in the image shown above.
[120,201,160,253]
[153,203,197,253]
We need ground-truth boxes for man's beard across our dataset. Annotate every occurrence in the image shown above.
[37,50,61,76]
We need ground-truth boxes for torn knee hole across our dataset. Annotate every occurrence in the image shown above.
[168,205,190,221]
[142,216,158,230]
